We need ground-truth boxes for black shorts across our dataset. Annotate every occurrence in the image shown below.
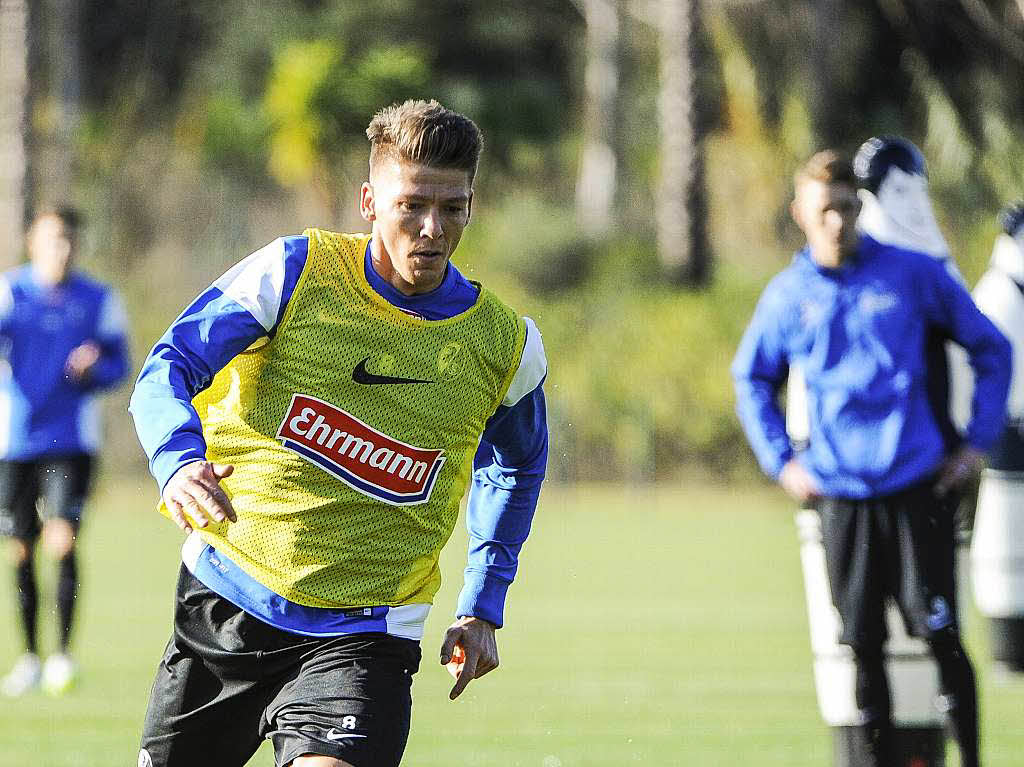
[139,567,422,767]
[817,476,959,649]
[0,454,94,540]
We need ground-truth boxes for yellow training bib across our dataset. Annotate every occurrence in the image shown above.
[171,230,526,608]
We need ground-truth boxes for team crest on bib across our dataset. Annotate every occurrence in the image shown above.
[277,394,446,505]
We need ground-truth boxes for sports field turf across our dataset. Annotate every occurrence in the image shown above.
[1,480,1022,766]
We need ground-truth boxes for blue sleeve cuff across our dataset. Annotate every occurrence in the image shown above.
[457,386,548,629]
[151,439,208,493]
[130,287,272,491]
[456,570,512,628]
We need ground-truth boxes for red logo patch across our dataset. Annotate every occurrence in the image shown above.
[277,394,445,506]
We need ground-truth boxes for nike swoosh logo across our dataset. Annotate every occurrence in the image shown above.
[352,357,433,385]
[326,729,368,741]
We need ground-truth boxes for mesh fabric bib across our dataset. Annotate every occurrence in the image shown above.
[177,230,525,608]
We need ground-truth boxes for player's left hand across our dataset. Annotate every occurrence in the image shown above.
[65,341,101,381]
[935,445,986,498]
[440,616,498,700]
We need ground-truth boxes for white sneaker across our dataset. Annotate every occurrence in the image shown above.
[41,652,77,696]
[1,653,41,697]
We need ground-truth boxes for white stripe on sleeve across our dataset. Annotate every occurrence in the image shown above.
[97,290,128,338]
[212,238,288,332]
[502,316,547,407]
[76,394,101,452]
[0,275,12,320]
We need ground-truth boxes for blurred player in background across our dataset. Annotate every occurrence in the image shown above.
[130,99,547,767]
[0,207,130,696]
[957,202,1024,672]
[970,202,1024,468]
[733,150,1010,767]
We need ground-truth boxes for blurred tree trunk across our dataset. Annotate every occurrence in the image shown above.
[656,0,710,286]
[35,0,81,207]
[0,0,28,267]
[575,0,620,239]
[809,0,843,144]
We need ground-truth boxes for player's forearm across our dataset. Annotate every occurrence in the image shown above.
[933,262,1013,449]
[733,377,792,479]
[459,534,537,628]
[130,379,209,491]
[458,414,547,627]
[731,313,793,478]
[966,329,1013,451]
[130,290,269,490]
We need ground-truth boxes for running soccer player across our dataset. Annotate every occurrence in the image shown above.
[0,207,130,696]
[732,150,1010,767]
[130,100,548,767]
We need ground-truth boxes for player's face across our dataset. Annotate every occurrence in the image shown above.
[360,159,473,296]
[792,179,861,269]
[27,214,75,286]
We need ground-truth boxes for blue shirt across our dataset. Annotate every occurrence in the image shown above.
[732,235,1011,499]
[130,235,548,634]
[0,266,130,459]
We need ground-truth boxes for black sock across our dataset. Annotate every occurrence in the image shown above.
[56,551,78,653]
[929,632,980,767]
[15,556,38,655]
[853,646,892,767]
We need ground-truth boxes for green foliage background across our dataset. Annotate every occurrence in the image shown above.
[29,0,1024,480]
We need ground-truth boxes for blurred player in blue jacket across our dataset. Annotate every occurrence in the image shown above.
[0,208,130,696]
[733,151,1011,767]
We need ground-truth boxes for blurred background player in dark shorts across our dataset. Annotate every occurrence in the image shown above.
[0,207,130,696]
[129,100,548,767]
[732,150,1011,767]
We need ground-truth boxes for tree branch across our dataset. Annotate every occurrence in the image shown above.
[958,0,1024,63]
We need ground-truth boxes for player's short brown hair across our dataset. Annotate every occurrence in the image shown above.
[366,99,483,183]
[794,150,856,189]
[32,205,82,240]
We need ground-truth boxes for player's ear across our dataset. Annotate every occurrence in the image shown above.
[790,197,803,230]
[359,182,376,223]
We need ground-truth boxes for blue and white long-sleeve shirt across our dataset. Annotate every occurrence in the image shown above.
[732,235,1010,499]
[130,235,547,636]
[0,266,130,459]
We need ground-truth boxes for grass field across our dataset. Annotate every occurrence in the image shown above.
[1,479,1022,766]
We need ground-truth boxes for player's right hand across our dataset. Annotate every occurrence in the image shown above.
[778,458,822,505]
[162,460,237,535]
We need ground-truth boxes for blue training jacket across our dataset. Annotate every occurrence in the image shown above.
[732,235,1011,499]
[0,266,130,460]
